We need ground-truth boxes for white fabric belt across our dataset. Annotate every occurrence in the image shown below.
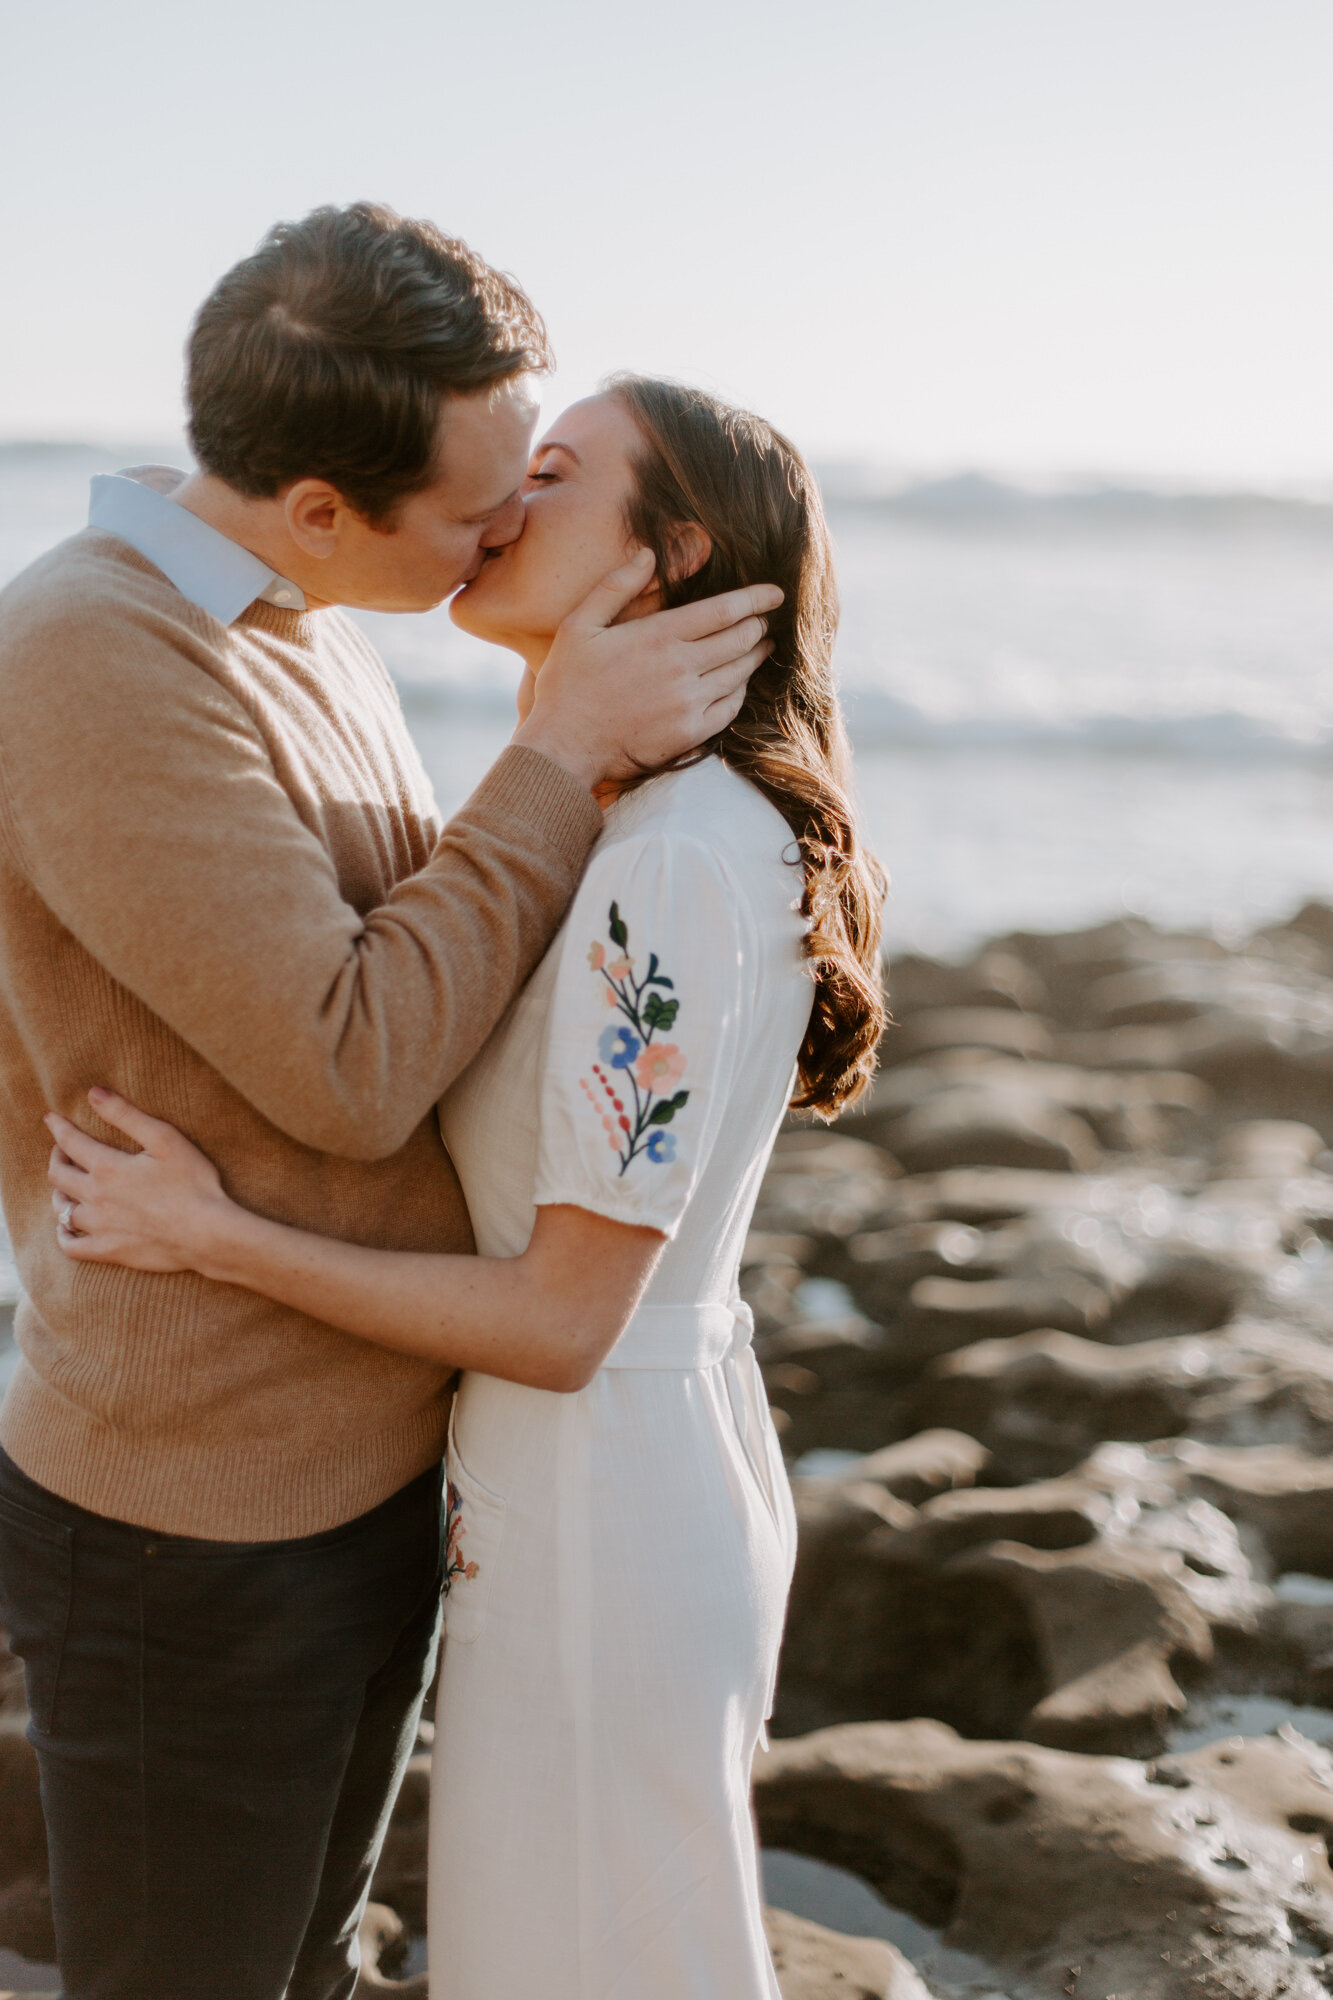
[602,1300,754,1371]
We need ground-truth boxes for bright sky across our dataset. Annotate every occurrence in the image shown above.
[5,0,1333,484]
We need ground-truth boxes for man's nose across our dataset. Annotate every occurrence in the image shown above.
[480,494,526,549]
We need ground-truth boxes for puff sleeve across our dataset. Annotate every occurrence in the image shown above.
[532,833,749,1237]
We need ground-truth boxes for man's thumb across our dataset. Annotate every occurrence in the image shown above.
[568,547,656,632]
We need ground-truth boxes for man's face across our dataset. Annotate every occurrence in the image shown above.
[315,375,541,612]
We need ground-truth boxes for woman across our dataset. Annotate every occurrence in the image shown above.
[45,376,887,1999]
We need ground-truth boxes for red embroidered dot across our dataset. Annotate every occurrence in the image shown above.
[618,1116,630,1132]
[613,1099,623,1112]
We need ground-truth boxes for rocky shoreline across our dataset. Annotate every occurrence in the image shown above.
[11,903,1333,1996]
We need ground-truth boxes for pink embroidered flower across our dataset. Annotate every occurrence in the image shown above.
[444,1479,480,1593]
[635,1042,686,1093]
[606,954,633,979]
[587,941,606,971]
[601,983,621,1009]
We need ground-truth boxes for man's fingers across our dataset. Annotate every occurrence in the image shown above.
[687,617,775,678]
[700,641,772,730]
[563,548,656,634]
[657,581,783,643]
[695,639,771,706]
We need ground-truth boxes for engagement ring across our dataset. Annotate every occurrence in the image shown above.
[59,1200,79,1236]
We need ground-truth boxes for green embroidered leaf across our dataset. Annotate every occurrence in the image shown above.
[646,1088,690,1127]
[642,993,679,1032]
[608,902,629,949]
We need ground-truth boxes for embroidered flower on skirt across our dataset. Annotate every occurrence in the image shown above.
[444,1478,480,1593]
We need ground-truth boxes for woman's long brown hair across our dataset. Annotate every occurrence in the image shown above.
[611,374,887,1116]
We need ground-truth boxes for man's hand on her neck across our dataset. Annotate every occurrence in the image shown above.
[512,551,781,792]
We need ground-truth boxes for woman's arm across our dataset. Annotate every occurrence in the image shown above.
[46,1091,663,1394]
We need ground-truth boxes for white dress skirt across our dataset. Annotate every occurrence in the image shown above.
[430,758,812,2000]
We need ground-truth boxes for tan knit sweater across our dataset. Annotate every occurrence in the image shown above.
[0,530,602,1538]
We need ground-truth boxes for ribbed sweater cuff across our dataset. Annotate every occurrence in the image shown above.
[461,744,603,874]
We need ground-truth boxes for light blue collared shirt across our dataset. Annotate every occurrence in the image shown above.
[88,467,307,625]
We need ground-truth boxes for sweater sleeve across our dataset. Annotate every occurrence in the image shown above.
[532,832,747,1237]
[0,587,602,1160]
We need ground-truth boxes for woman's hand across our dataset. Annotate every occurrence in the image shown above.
[46,1088,235,1274]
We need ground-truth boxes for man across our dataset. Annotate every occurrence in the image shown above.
[0,202,778,2000]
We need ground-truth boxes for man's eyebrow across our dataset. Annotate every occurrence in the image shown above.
[534,440,582,466]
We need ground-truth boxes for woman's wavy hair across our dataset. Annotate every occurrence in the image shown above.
[610,374,887,1116]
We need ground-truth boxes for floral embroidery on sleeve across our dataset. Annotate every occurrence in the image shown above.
[578,902,690,1176]
[444,1479,479,1594]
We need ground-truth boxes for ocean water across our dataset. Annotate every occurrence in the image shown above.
[6,443,1333,955]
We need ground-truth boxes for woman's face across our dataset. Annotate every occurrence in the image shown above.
[450,392,648,655]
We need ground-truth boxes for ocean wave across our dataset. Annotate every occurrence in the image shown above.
[394,675,1333,763]
[819,470,1333,532]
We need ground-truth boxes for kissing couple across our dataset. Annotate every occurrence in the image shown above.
[0,203,885,2000]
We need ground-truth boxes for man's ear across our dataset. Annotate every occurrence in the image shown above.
[283,480,347,559]
[663,523,712,584]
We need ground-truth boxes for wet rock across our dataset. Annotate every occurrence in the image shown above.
[1284,901,1333,960]
[0,1633,25,1723]
[865,1045,1210,1157]
[872,1084,1102,1177]
[0,1877,56,1977]
[775,1453,1248,1757]
[1209,1121,1325,1183]
[915,1324,1333,1484]
[908,1271,1114,1341]
[1171,1440,1333,1579]
[0,1722,49,1966]
[370,1749,430,1933]
[774,1480,1047,1744]
[353,1902,427,1995]
[834,1136,1330,1365]
[885,949,1050,1020]
[754,1718,1333,1999]
[760,1319,906,1463]
[753,909,1333,1991]
[834,1430,991,1505]
[879,1009,1056,1068]
[962,1539,1213,1755]
[759,1133,1333,1449]
[754,1134,903,1239]
[763,1906,931,1999]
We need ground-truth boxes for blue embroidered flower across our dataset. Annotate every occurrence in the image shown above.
[598,1025,642,1069]
[585,904,690,1177]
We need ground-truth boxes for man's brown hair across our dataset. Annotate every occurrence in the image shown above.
[186,202,552,524]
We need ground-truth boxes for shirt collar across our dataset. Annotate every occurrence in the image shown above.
[88,467,307,624]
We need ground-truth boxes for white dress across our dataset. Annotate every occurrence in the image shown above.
[429,757,811,2000]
